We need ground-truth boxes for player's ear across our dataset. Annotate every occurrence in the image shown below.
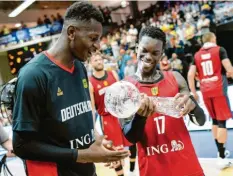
[67,25,76,41]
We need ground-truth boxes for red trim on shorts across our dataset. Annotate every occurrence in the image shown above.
[26,160,58,176]
[44,51,74,74]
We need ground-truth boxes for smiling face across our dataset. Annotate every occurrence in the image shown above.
[137,36,164,76]
[67,19,103,62]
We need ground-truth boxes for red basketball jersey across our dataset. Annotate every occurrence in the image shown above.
[89,71,117,116]
[126,72,203,176]
[194,46,225,98]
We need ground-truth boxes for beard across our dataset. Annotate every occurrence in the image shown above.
[94,66,104,72]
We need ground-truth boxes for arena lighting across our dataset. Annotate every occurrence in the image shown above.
[121,0,127,8]
[15,23,22,28]
[8,0,36,17]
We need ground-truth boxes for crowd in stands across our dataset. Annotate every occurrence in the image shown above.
[87,1,233,82]
[1,1,233,81]
[0,13,64,37]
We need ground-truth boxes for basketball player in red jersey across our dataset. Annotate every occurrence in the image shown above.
[188,32,233,169]
[89,52,137,176]
[123,26,206,176]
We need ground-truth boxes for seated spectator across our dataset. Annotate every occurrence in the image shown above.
[37,17,44,26]
[170,53,183,73]
[44,14,52,25]
[124,59,136,77]
[184,22,195,41]
[197,14,210,35]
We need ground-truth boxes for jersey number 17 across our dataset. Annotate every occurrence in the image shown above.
[154,116,165,134]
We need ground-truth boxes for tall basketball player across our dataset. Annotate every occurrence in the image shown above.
[89,52,137,176]
[12,2,131,176]
[188,32,233,169]
[123,26,206,176]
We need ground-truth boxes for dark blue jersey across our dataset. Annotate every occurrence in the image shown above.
[13,52,95,176]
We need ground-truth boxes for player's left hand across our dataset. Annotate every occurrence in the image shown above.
[174,93,196,116]
[102,139,124,169]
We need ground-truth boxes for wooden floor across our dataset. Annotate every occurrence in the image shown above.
[1,157,233,176]
[95,158,233,176]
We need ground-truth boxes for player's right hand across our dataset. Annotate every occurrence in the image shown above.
[76,135,130,163]
[136,93,156,117]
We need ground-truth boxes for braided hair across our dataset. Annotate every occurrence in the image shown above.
[139,26,166,49]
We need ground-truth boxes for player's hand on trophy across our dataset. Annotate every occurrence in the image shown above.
[174,93,196,116]
[136,93,156,117]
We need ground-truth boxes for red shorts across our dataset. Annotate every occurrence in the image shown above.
[203,95,232,120]
[102,115,132,148]
[26,161,58,176]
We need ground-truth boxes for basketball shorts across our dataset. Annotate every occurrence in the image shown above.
[102,115,132,148]
[26,160,58,176]
[203,95,232,120]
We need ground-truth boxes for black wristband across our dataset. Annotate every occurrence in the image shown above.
[189,95,198,114]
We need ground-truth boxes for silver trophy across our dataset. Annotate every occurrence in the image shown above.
[104,81,183,119]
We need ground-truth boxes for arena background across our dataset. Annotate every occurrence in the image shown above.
[0,1,233,176]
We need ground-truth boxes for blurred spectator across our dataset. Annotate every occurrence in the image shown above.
[197,14,210,36]
[44,14,52,25]
[51,15,57,23]
[170,53,183,73]
[124,59,136,77]
[20,21,27,29]
[184,22,195,41]
[160,55,171,71]
[1,25,10,35]
[57,13,64,25]
[118,49,131,79]
[37,17,44,26]
[174,34,185,58]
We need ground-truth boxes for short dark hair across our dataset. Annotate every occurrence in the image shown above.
[139,26,166,49]
[64,2,104,23]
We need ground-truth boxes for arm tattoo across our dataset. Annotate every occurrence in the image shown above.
[172,71,190,94]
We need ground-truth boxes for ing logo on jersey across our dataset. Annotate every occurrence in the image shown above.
[151,87,158,96]
[97,84,101,89]
[103,81,108,86]
[57,87,63,96]
[82,79,88,88]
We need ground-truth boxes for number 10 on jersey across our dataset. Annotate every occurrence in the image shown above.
[154,116,165,134]
[201,60,213,76]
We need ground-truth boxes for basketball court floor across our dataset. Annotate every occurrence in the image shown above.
[1,129,232,176]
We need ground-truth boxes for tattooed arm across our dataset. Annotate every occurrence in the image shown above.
[172,71,206,126]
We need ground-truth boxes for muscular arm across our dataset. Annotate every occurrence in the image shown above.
[173,71,190,94]
[222,59,233,78]
[173,71,206,126]
[187,65,197,95]
[220,47,233,78]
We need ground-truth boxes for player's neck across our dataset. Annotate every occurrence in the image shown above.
[47,37,74,69]
[93,70,105,78]
[135,69,162,83]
